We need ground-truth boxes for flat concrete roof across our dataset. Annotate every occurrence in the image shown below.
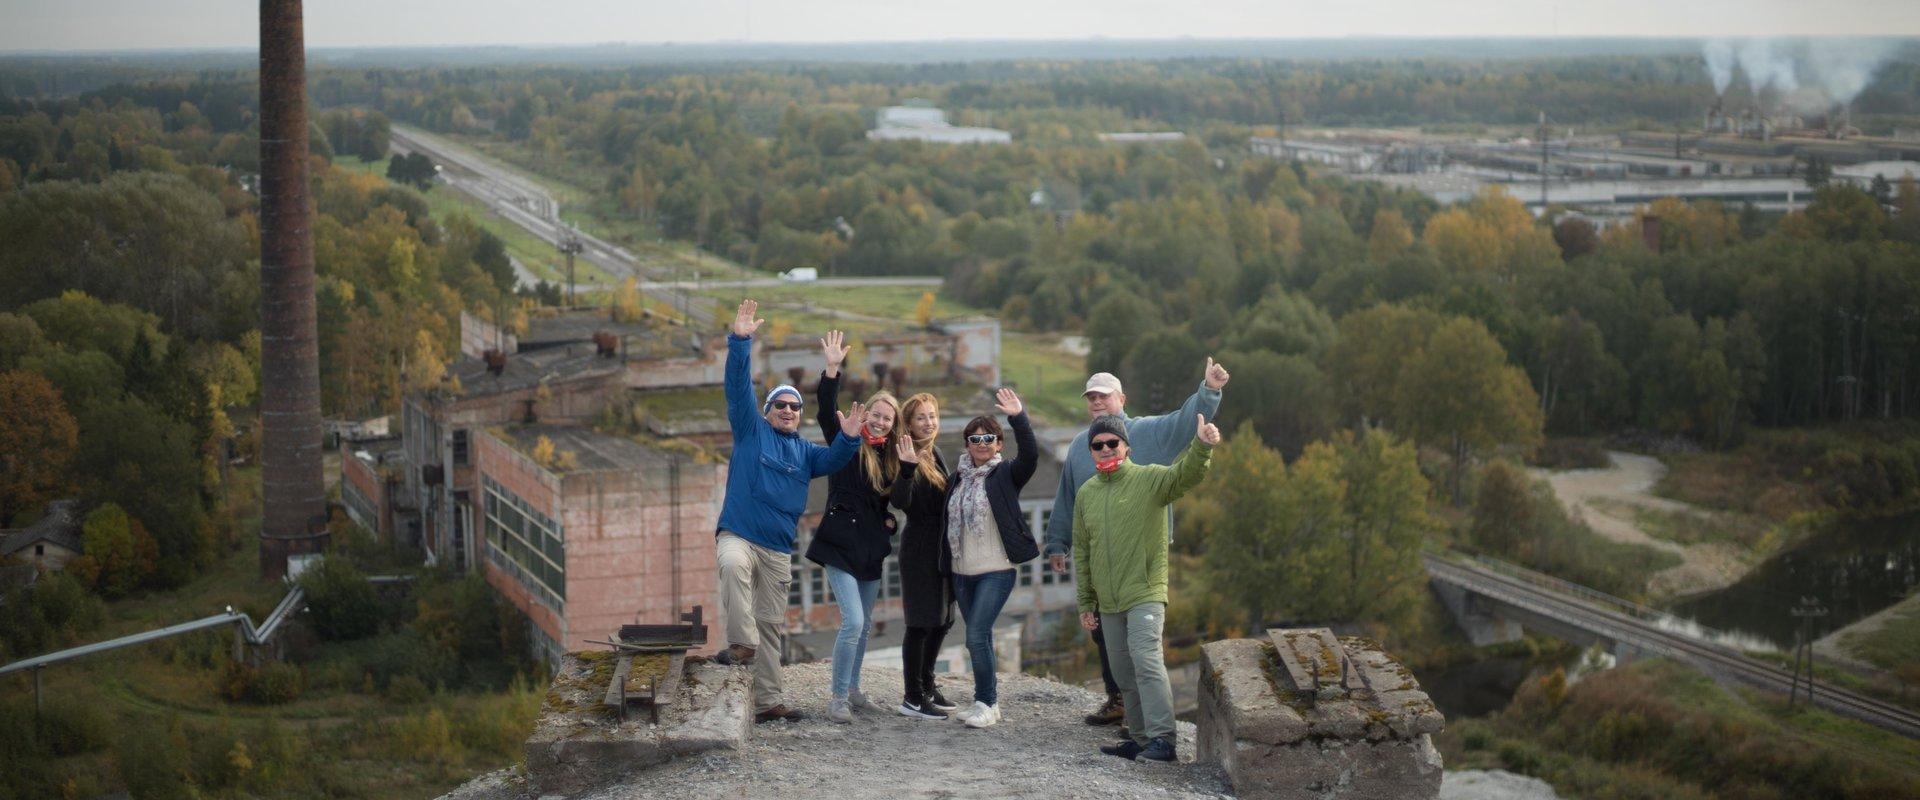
[494,424,676,473]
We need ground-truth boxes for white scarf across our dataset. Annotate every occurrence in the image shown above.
[946,451,1004,571]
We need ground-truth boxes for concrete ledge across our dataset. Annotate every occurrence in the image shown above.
[524,651,751,796]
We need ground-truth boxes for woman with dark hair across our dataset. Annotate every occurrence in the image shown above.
[807,330,902,724]
[941,387,1037,729]
[889,392,957,719]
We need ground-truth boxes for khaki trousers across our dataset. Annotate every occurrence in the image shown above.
[716,531,790,712]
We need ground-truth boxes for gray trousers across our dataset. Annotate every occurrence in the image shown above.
[1100,601,1174,744]
[717,531,790,712]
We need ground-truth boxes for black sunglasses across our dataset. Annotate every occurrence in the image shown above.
[1089,438,1123,452]
[966,434,999,445]
[768,401,803,412]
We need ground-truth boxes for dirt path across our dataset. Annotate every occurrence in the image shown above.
[1533,452,1751,599]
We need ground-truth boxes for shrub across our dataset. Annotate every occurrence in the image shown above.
[386,673,431,704]
[296,555,382,641]
[220,660,305,704]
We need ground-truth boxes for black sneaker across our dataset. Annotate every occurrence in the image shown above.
[928,689,958,713]
[1099,739,1144,761]
[1138,737,1177,764]
[897,700,948,720]
[1116,726,1132,740]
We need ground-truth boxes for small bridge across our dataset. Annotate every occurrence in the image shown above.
[1425,551,1920,738]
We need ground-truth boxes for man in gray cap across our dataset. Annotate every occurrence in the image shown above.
[1046,358,1229,725]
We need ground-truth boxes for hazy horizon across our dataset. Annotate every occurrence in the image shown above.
[6,0,1920,53]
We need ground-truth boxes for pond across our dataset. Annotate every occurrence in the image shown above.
[1669,511,1920,649]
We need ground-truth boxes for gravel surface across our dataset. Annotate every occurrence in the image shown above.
[1439,770,1562,800]
[579,662,1232,800]
[1534,451,1749,598]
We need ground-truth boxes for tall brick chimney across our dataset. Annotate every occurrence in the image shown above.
[258,0,330,580]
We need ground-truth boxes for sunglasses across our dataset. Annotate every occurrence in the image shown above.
[768,401,803,412]
[1089,439,1123,452]
[966,434,999,445]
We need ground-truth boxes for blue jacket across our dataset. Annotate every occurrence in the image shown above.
[1043,382,1222,557]
[716,333,861,553]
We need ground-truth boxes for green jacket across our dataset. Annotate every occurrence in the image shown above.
[1073,439,1213,615]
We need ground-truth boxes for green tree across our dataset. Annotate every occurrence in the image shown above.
[1393,317,1544,504]
[76,502,157,597]
[297,556,383,641]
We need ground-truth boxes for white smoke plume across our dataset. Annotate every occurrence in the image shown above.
[1704,39,1736,95]
[1805,39,1901,106]
[1736,38,1798,95]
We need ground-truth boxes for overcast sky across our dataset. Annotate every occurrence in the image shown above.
[4,0,1917,52]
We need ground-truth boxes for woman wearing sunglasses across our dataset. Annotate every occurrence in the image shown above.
[889,392,959,720]
[807,330,904,724]
[937,386,1037,729]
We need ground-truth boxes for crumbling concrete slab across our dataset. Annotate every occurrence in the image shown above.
[525,650,751,796]
[1198,635,1446,800]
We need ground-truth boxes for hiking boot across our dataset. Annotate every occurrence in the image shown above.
[1100,739,1144,760]
[963,702,1000,729]
[927,689,958,713]
[826,697,853,724]
[1083,694,1124,726]
[1138,737,1177,764]
[1117,725,1132,740]
[713,644,756,666]
[897,699,948,720]
[753,704,806,724]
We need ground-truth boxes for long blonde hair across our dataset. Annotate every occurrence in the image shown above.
[859,391,903,494]
[899,393,946,491]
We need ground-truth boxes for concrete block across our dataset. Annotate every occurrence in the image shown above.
[525,653,751,796]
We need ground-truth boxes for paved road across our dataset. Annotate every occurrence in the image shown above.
[390,125,722,327]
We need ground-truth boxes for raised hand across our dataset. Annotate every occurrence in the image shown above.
[820,330,850,376]
[894,437,920,464]
[994,387,1024,417]
[838,400,869,437]
[1196,413,1221,446]
[731,299,763,338]
[1204,356,1231,390]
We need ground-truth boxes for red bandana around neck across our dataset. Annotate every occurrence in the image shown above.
[1094,456,1124,474]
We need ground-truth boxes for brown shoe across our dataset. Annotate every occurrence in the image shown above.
[754,704,807,724]
[1083,694,1125,726]
[713,644,756,666]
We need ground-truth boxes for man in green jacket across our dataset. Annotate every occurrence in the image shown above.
[1073,412,1219,764]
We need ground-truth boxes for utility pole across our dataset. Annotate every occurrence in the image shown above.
[1788,596,1829,708]
[558,225,584,307]
[1538,110,1550,211]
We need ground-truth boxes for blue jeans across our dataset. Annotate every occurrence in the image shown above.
[825,565,880,699]
[953,569,1016,706]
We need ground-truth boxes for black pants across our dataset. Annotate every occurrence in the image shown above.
[901,622,952,703]
[1092,623,1121,698]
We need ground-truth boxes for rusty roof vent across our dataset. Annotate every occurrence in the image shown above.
[592,331,618,358]
[483,349,507,375]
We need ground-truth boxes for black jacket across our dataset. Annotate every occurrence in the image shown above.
[939,410,1040,574]
[803,372,897,581]
[890,446,953,628]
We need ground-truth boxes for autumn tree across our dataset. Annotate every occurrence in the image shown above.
[0,370,79,524]
[75,502,158,597]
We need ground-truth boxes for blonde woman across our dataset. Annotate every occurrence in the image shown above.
[888,391,956,719]
[808,330,903,723]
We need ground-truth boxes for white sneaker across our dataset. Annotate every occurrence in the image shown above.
[952,700,983,724]
[964,702,1000,729]
[849,689,885,714]
[826,696,853,724]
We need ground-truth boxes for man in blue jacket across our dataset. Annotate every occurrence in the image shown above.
[1045,360,1228,726]
[714,299,869,723]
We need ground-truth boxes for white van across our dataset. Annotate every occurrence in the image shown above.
[780,267,819,282]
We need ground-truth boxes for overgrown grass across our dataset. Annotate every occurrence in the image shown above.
[1657,422,1920,521]
[1840,594,1920,677]
[1436,659,1920,800]
[1588,497,1780,554]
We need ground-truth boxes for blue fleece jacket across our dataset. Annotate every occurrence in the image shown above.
[1043,382,1222,557]
[716,333,861,553]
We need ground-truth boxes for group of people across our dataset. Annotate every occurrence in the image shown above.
[711,299,1228,764]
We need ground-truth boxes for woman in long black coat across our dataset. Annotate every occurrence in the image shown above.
[889,391,958,719]
[805,331,901,724]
